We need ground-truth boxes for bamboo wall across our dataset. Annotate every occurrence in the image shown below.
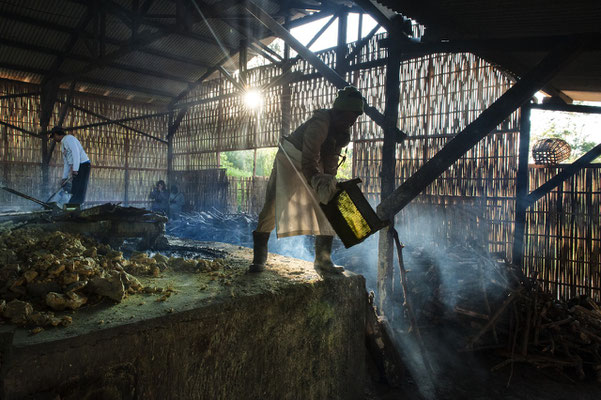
[524,165,601,300]
[0,80,168,209]
[173,34,519,258]
[2,30,599,300]
[174,33,601,300]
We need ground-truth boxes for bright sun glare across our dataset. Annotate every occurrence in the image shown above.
[244,89,263,110]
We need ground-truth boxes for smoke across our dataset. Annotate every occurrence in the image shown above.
[383,209,511,399]
[267,233,314,262]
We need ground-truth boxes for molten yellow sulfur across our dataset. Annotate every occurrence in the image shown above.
[337,191,372,240]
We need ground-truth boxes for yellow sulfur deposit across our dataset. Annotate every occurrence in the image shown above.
[0,228,227,329]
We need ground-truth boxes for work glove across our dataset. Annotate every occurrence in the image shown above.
[311,173,338,204]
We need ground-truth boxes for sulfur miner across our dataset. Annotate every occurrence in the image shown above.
[249,86,364,274]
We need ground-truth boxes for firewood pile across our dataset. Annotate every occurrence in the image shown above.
[401,243,601,381]
[0,228,225,331]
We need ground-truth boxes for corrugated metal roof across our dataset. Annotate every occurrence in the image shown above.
[0,0,281,104]
[1,0,86,28]
[375,0,601,100]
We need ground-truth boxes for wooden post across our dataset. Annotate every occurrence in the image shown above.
[239,39,247,86]
[167,110,174,190]
[167,107,188,190]
[39,81,59,198]
[512,103,532,268]
[2,124,8,186]
[336,10,348,76]
[377,41,401,316]
[244,1,407,141]
[280,15,292,139]
[124,132,130,206]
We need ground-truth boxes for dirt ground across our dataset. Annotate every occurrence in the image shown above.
[364,333,601,400]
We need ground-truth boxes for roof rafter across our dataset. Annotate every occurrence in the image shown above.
[0,62,175,99]
[1,38,191,84]
[0,9,212,70]
[67,0,239,51]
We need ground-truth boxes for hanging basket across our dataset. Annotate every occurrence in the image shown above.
[532,138,571,165]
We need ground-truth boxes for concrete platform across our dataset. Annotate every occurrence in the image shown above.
[0,238,366,400]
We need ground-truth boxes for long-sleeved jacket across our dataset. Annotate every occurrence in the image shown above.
[61,135,90,179]
[285,109,349,182]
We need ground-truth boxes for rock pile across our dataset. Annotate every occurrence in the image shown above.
[0,228,225,329]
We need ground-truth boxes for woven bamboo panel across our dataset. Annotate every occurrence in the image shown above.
[175,68,283,159]
[524,166,601,300]
[173,169,228,211]
[227,176,269,214]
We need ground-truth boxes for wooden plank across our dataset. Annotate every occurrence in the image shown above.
[526,142,601,207]
[512,104,531,267]
[377,37,401,316]
[531,102,601,115]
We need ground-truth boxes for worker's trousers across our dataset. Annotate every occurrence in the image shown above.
[70,161,91,205]
[255,162,277,233]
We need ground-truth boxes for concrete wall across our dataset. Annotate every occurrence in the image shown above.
[1,274,366,400]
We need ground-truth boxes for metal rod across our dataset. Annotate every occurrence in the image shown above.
[62,111,170,132]
[1,186,52,209]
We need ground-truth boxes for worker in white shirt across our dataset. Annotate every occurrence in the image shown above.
[49,127,91,205]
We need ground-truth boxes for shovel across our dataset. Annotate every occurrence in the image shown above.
[45,177,72,203]
[1,186,60,211]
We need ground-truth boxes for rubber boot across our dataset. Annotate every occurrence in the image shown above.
[249,231,270,272]
[314,235,343,274]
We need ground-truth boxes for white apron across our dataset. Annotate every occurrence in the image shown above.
[274,139,336,238]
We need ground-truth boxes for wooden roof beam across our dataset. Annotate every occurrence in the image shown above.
[73,0,240,51]
[245,1,408,142]
[0,62,174,99]
[57,99,168,144]
[0,10,212,70]
[1,37,192,84]
[53,29,170,84]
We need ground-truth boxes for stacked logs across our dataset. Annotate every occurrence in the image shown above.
[401,243,601,381]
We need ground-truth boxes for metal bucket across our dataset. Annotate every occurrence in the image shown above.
[320,178,388,248]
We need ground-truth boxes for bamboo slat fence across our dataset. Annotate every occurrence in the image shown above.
[525,165,601,300]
